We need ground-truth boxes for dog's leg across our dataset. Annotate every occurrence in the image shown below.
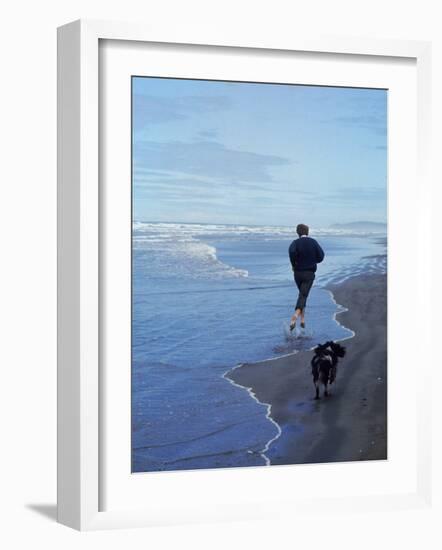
[324,381,329,397]
[314,381,320,400]
[324,375,330,397]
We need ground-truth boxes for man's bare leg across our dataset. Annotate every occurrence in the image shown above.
[300,309,305,329]
[290,308,302,331]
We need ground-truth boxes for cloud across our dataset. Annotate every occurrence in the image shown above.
[329,114,387,136]
[134,183,214,200]
[197,129,218,139]
[321,185,386,203]
[133,94,231,128]
[133,140,291,182]
[133,169,313,197]
[134,173,267,193]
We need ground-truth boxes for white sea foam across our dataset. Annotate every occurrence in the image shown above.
[222,366,282,466]
[319,253,387,286]
[133,220,386,239]
[133,221,249,279]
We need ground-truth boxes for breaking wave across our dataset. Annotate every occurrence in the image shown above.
[133,220,387,283]
[133,221,249,280]
[133,220,386,239]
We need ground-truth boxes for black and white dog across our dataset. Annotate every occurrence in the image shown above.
[311,341,346,399]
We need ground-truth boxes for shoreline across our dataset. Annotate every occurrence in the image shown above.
[226,272,387,465]
[221,368,282,466]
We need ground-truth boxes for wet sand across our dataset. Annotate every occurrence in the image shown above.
[226,273,387,465]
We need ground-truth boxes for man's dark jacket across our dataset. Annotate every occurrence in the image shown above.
[288,236,325,273]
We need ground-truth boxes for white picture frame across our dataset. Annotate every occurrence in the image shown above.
[57,19,432,531]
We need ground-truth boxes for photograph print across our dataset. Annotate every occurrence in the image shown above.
[131,76,387,473]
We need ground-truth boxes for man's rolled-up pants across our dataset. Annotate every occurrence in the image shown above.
[294,270,315,311]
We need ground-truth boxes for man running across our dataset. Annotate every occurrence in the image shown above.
[288,223,325,331]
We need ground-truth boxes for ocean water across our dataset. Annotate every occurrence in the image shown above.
[132,222,387,472]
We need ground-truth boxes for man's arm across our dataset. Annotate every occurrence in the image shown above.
[315,241,325,263]
[288,241,297,270]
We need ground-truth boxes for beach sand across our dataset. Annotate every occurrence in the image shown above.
[226,272,387,465]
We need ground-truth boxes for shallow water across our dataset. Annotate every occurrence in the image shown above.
[132,222,386,472]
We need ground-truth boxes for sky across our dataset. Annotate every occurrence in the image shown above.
[132,77,387,228]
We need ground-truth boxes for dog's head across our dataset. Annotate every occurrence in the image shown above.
[313,342,330,357]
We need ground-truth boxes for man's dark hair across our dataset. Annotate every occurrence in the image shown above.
[296,223,309,237]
